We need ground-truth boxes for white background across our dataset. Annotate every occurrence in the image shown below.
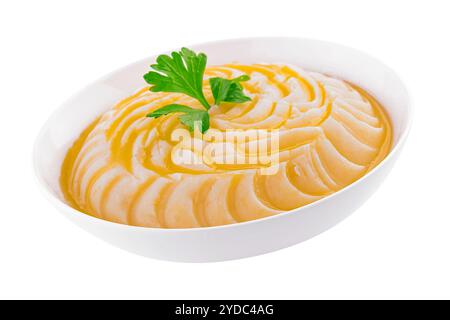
[1,0,449,300]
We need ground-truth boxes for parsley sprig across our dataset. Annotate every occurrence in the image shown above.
[144,48,250,133]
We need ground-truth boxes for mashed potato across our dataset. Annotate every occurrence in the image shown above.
[60,64,391,228]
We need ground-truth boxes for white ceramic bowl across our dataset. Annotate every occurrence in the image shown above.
[34,37,412,262]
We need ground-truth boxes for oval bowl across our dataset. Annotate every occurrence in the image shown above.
[33,37,412,262]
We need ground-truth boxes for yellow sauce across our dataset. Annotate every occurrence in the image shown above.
[60,64,392,228]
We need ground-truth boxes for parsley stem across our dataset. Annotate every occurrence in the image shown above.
[198,96,211,110]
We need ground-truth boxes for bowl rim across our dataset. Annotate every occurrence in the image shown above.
[33,36,413,233]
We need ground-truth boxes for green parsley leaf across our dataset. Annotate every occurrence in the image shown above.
[146,104,196,118]
[178,109,210,134]
[209,75,251,105]
[146,104,210,133]
[143,47,211,110]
